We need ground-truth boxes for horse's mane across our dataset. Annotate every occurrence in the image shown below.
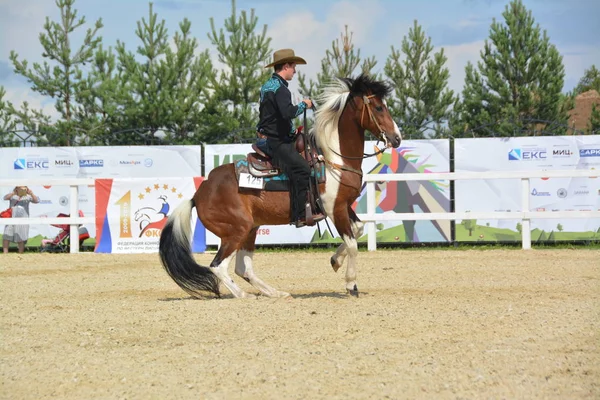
[312,73,392,159]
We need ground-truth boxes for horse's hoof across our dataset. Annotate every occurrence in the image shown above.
[241,293,257,299]
[346,284,359,297]
[330,256,341,272]
[276,291,291,298]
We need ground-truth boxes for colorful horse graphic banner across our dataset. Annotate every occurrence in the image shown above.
[203,140,451,244]
[94,177,206,253]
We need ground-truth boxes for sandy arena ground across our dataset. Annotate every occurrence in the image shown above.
[1,249,598,399]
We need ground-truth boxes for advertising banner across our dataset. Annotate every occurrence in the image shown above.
[0,146,201,241]
[454,135,600,242]
[203,139,451,245]
[94,177,206,253]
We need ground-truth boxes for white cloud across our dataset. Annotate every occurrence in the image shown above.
[0,0,54,63]
[441,41,600,95]
[442,40,485,95]
[3,84,59,123]
[558,44,600,91]
[456,15,486,29]
[268,0,383,98]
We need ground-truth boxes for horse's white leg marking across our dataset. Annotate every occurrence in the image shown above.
[212,251,254,299]
[331,215,364,272]
[341,234,359,293]
[322,167,345,271]
[234,250,289,298]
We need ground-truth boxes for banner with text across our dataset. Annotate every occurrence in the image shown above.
[94,177,206,253]
[0,146,201,240]
[203,140,451,245]
[454,135,600,242]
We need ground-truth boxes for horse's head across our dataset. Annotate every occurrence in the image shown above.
[344,74,402,148]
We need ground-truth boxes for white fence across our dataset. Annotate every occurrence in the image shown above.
[1,170,599,253]
[0,179,95,253]
[356,169,600,250]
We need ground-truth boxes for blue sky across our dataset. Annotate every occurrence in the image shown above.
[1,0,598,119]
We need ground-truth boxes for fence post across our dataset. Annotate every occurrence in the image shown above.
[69,185,80,253]
[367,180,377,251]
[521,178,531,250]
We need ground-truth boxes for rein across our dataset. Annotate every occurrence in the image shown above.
[327,94,388,162]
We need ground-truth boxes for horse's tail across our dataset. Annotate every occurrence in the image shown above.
[159,199,220,298]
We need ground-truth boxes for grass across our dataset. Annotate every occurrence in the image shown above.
[2,231,598,254]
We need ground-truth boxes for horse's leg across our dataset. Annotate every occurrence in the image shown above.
[331,205,360,296]
[234,227,290,298]
[210,241,255,299]
[331,207,364,273]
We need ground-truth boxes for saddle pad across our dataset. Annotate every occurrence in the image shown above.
[234,158,327,192]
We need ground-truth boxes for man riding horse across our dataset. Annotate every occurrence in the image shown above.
[256,48,324,227]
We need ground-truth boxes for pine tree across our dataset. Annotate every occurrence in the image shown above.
[9,0,103,145]
[75,45,124,145]
[590,103,600,134]
[453,0,566,137]
[115,2,169,142]
[205,0,272,142]
[161,18,214,143]
[0,88,16,133]
[298,25,377,99]
[384,20,455,139]
[574,65,600,94]
[0,87,18,146]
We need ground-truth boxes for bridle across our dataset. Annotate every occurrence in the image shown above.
[327,94,390,162]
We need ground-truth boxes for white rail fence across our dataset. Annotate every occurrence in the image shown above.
[356,169,600,251]
[1,170,598,253]
[0,179,95,253]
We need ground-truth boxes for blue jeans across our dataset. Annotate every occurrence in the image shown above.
[256,138,271,157]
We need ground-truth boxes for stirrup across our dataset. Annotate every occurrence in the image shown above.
[296,204,325,228]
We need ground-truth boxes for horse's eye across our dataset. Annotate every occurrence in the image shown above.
[375,106,383,112]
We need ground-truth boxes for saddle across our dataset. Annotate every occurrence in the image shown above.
[245,128,326,226]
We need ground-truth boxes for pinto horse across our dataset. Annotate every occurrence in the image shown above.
[159,73,402,298]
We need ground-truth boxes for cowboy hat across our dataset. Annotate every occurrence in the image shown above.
[265,48,307,68]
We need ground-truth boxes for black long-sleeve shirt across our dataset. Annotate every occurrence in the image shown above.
[257,73,307,143]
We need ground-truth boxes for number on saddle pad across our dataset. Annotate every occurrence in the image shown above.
[239,172,264,189]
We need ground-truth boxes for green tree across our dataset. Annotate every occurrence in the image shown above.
[0,87,19,146]
[205,0,272,142]
[298,25,377,99]
[589,104,600,134]
[452,0,566,137]
[556,223,563,232]
[0,87,16,133]
[161,18,214,143]
[384,20,455,139]
[115,2,170,142]
[463,219,476,236]
[516,222,522,234]
[2,99,55,146]
[462,212,476,236]
[573,65,600,94]
[9,0,103,145]
[74,45,125,145]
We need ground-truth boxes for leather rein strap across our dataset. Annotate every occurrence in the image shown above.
[327,94,388,163]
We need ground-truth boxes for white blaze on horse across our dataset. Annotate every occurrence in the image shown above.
[159,73,402,298]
